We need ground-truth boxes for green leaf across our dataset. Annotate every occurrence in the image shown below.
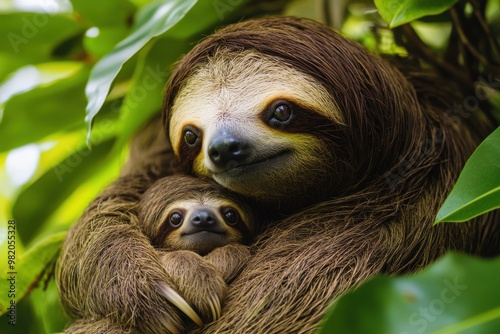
[129,0,153,7]
[83,26,130,57]
[318,253,500,334]
[374,0,460,27]
[0,62,84,101]
[0,13,82,65]
[0,62,89,152]
[166,0,249,39]
[70,0,135,27]
[435,127,500,223]
[0,232,66,315]
[0,53,27,83]
[115,36,193,149]
[28,279,68,333]
[84,0,197,142]
[12,138,115,243]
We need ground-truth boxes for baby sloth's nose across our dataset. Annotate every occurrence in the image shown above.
[191,209,216,228]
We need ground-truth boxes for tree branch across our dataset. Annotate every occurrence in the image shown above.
[398,24,471,87]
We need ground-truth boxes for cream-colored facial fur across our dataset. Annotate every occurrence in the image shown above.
[169,50,343,198]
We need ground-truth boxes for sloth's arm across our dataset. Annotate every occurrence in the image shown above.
[159,250,228,324]
[57,175,189,334]
[197,217,390,334]
[204,244,251,282]
[62,317,140,334]
[156,245,251,326]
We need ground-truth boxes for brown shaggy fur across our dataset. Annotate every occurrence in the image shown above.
[57,121,252,333]
[57,17,499,333]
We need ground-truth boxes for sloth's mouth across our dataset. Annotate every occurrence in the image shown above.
[182,230,226,236]
[181,231,229,255]
[209,149,294,198]
[216,149,292,176]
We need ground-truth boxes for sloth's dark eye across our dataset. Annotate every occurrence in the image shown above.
[169,211,183,227]
[182,125,201,147]
[223,209,239,226]
[184,130,198,146]
[264,100,296,129]
[273,103,292,122]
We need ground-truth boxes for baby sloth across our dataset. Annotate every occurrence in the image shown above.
[138,175,257,328]
[139,174,255,255]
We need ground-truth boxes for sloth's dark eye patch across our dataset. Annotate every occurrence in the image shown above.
[183,126,201,147]
[168,211,183,227]
[179,125,203,174]
[263,99,296,129]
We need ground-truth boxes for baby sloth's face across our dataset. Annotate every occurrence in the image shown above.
[139,175,255,255]
[156,197,252,255]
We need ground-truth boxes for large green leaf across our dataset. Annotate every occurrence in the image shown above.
[166,0,250,39]
[70,0,135,27]
[435,127,500,223]
[83,26,130,57]
[0,13,82,66]
[115,36,193,149]
[75,0,135,57]
[12,138,115,243]
[0,232,66,315]
[0,52,28,83]
[0,62,89,152]
[28,279,68,333]
[374,0,460,27]
[84,0,197,141]
[318,253,500,334]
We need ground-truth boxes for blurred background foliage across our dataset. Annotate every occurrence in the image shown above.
[0,0,498,333]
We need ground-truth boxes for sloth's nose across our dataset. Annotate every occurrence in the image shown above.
[208,134,251,169]
[191,209,216,227]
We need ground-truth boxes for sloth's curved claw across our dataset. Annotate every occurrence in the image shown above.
[208,297,217,321]
[216,295,222,320]
[218,299,222,319]
[158,315,182,334]
[158,282,205,327]
[209,294,222,321]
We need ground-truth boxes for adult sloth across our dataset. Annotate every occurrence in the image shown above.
[57,17,500,333]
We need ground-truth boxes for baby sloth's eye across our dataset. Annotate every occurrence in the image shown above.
[169,211,183,228]
[223,208,239,226]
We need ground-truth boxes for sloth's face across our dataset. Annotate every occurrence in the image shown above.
[169,51,344,200]
[158,197,251,255]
